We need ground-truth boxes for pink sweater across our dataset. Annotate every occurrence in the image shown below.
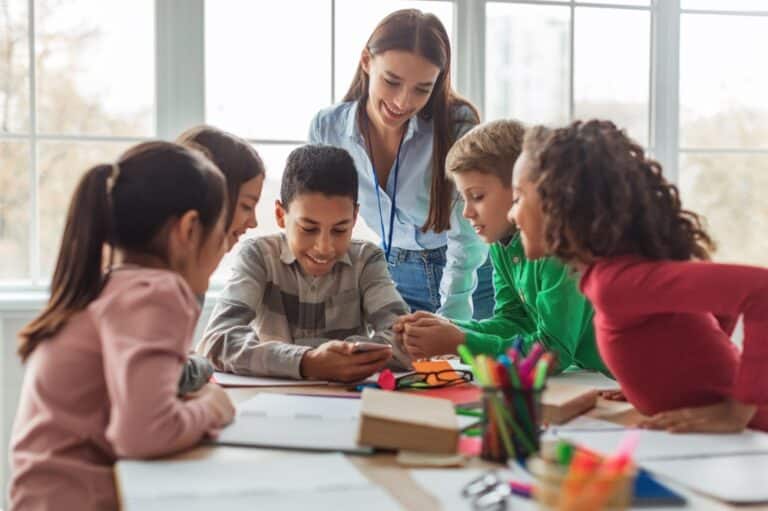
[581,256,768,431]
[10,268,219,511]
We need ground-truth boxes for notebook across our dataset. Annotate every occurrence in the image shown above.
[357,388,460,454]
[632,469,687,507]
[116,452,403,511]
[555,418,768,461]
[642,454,768,503]
[212,371,330,387]
[212,393,373,454]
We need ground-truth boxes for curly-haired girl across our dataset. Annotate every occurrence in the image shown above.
[509,119,768,433]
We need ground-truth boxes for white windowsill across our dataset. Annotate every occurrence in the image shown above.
[0,288,223,314]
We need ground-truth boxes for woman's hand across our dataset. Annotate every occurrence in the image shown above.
[637,399,757,433]
[394,311,465,359]
[300,341,392,383]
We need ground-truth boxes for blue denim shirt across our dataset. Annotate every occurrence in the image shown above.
[308,101,489,320]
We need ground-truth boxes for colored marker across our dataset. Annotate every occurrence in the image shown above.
[518,343,545,377]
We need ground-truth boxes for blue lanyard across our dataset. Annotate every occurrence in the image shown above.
[371,135,405,260]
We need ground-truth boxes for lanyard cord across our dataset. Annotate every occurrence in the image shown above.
[364,118,406,260]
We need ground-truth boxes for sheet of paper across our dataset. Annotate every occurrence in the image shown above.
[410,469,537,511]
[122,489,402,511]
[554,419,768,461]
[237,392,360,420]
[118,453,403,511]
[457,414,480,430]
[212,371,329,387]
[550,370,620,391]
[550,416,628,432]
[213,393,370,454]
[643,455,768,504]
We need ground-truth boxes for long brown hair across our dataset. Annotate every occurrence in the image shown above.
[343,9,479,233]
[17,142,227,362]
[523,120,715,264]
[176,125,265,229]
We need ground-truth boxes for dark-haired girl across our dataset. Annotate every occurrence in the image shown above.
[10,142,236,510]
[509,119,768,433]
[309,9,493,320]
[174,125,266,394]
[177,125,265,251]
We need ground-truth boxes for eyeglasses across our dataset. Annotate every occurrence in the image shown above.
[462,471,532,511]
[395,369,473,389]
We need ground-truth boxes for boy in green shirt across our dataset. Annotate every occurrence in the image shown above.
[394,120,609,374]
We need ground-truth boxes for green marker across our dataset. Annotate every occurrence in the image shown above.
[556,441,575,466]
[456,407,484,418]
[533,359,549,389]
[457,344,480,383]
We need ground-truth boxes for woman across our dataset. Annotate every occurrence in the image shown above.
[309,9,493,320]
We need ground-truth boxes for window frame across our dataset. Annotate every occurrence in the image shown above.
[10,0,758,290]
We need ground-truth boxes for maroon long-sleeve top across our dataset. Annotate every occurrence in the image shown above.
[580,256,768,431]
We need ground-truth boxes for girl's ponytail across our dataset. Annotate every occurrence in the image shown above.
[18,164,113,361]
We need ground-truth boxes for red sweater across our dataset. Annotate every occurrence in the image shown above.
[580,256,768,431]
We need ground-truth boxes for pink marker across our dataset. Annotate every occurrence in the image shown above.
[518,343,545,378]
[377,369,396,391]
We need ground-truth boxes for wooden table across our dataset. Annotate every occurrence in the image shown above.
[165,385,768,511]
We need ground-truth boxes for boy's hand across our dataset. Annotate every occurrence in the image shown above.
[637,399,757,433]
[300,341,392,383]
[394,311,465,359]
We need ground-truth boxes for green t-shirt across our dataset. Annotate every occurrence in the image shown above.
[453,234,609,375]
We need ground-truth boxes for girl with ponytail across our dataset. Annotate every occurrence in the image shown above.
[10,142,236,511]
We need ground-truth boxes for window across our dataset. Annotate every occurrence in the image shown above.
[678,6,768,265]
[485,1,651,144]
[203,0,452,282]
[2,0,767,287]
[1,0,154,284]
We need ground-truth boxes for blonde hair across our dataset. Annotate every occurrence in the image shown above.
[446,119,526,185]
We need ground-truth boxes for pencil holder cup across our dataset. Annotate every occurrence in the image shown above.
[480,385,544,463]
[528,453,636,511]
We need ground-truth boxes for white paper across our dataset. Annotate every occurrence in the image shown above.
[213,393,370,454]
[213,371,329,387]
[118,453,403,511]
[550,370,620,391]
[410,469,537,511]
[643,455,768,503]
[457,415,481,430]
[237,392,360,420]
[554,419,768,461]
[550,416,628,432]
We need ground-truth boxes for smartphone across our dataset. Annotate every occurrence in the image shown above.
[352,342,393,353]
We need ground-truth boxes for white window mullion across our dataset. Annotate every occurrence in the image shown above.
[568,0,575,121]
[28,0,39,284]
[454,0,486,118]
[155,0,205,140]
[330,0,336,104]
[651,0,680,182]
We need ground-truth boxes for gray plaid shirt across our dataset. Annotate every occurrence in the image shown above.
[198,233,411,378]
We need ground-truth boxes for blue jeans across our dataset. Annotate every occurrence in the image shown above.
[387,246,494,320]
